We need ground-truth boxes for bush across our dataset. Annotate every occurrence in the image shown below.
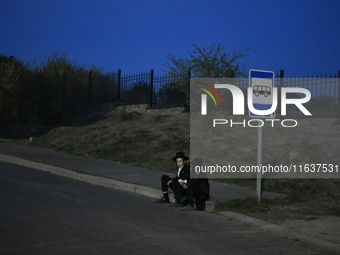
[0,53,102,125]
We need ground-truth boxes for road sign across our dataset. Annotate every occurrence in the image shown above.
[249,69,275,118]
[248,69,275,202]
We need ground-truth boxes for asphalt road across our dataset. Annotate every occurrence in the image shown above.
[0,162,324,255]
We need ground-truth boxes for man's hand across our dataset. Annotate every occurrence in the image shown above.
[167,180,172,186]
[179,180,187,189]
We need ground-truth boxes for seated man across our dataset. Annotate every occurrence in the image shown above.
[182,158,210,211]
[155,152,190,207]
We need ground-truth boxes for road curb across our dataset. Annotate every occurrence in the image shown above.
[0,153,216,212]
[1,153,338,253]
[0,153,161,199]
[219,211,340,254]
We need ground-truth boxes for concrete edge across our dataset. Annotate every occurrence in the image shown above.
[0,153,216,212]
[218,211,340,254]
[2,153,338,253]
[0,153,160,199]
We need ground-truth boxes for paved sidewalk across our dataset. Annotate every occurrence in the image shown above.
[0,142,284,204]
[1,142,339,254]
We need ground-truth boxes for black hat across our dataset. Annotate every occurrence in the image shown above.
[172,152,189,161]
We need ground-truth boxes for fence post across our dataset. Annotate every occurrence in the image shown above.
[280,70,284,80]
[63,72,67,94]
[117,69,121,101]
[186,69,191,108]
[338,70,340,121]
[280,70,284,89]
[278,70,284,117]
[63,72,67,109]
[150,69,154,108]
[88,70,92,103]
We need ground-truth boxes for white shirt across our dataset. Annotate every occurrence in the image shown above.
[177,166,187,184]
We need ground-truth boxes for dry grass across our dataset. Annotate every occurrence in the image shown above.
[22,108,190,172]
[6,106,340,222]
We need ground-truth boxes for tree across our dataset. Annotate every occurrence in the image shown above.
[0,53,105,125]
[162,43,249,105]
[0,54,29,123]
[163,43,249,78]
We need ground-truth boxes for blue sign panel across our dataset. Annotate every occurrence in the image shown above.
[249,69,275,118]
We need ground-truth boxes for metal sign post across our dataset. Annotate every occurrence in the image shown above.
[257,126,262,203]
[249,69,275,203]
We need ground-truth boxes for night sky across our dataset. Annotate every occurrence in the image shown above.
[1,0,340,77]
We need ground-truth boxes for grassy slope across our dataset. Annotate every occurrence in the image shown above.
[30,109,190,172]
[10,106,340,222]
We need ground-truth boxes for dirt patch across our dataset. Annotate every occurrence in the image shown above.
[282,216,340,244]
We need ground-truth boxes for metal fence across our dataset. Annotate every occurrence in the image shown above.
[277,75,339,117]
[62,69,340,117]
[64,69,190,109]
[230,71,340,117]
[119,71,153,106]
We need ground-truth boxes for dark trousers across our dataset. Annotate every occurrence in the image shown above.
[187,178,210,210]
[161,175,187,204]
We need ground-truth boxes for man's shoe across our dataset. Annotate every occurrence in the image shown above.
[168,201,183,207]
[155,197,170,203]
[182,204,196,211]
